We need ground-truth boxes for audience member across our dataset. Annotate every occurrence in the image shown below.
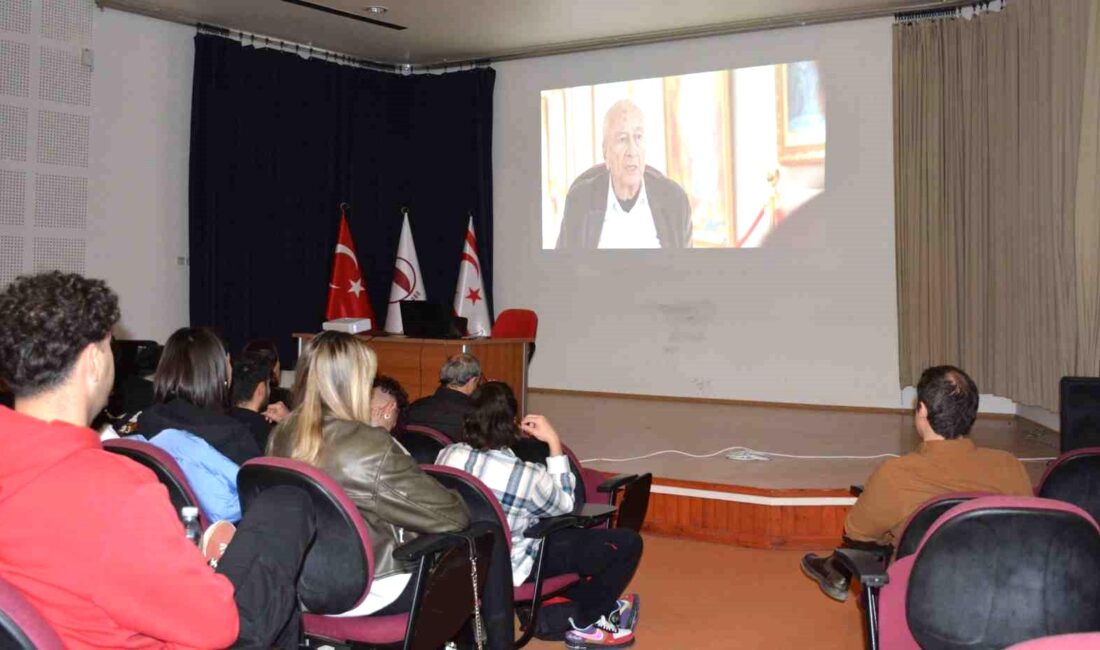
[801,365,1034,601]
[372,374,409,433]
[136,327,262,464]
[243,338,294,408]
[267,331,471,616]
[437,381,642,648]
[0,271,316,648]
[229,350,277,450]
[406,352,482,440]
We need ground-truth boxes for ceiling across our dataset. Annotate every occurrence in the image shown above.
[99,0,945,66]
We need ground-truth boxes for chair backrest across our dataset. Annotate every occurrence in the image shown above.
[1038,448,1100,523]
[400,425,452,464]
[238,458,374,614]
[103,438,209,528]
[491,309,538,339]
[0,576,64,650]
[905,497,1100,650]
[1008,633,1100,649]
[422,465,513,549]
[893,492,989,561]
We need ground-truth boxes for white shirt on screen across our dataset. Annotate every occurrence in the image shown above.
[598,180,659,249]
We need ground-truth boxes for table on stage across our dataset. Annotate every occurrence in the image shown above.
[292,333,534,412]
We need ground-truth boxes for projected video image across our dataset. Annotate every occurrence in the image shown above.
[541,61,825,249]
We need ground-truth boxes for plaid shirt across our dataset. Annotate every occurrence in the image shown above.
[436,443,575,586]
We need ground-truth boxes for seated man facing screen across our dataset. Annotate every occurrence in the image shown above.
[0,272,316,648]
[406,352,482,440]
[229,350,279,451]
[801,365,1034,601]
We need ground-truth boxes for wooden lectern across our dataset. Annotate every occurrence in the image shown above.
[292,333,534,412]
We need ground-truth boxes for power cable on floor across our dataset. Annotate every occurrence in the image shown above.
[580,446,1057,464]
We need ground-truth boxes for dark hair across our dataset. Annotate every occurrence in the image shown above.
[154,327,230,411]
[373,374,409,430]
[243,339,281,384]
[0,272,120,397]
[917,365,979,439]
[462,381,520,450]
[231,351,274,407]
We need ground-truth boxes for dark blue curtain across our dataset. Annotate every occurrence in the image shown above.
[189,34,494,365]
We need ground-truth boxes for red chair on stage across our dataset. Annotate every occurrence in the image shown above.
[492,309,538,362]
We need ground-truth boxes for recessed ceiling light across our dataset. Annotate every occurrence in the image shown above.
[365,5,388,15]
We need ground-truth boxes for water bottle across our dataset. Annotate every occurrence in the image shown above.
[181,506,201,547]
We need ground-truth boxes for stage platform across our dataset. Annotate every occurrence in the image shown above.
[528,389,1060,549]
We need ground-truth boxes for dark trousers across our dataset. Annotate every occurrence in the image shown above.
[216,486,316,649]
[536,528,643,627]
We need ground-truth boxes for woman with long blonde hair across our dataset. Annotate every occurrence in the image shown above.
[268,331,470,616]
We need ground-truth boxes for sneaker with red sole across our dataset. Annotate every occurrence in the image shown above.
[564,616,635,649]
[201,520,236,568]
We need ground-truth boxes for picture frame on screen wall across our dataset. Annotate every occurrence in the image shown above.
[776,61,826,166]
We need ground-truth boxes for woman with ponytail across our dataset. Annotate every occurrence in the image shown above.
[267,331,469,616]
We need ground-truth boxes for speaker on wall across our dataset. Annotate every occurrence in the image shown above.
[1059,377,1100,453]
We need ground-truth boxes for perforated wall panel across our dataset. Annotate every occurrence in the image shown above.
[0,170,26,227]
[34,173,85,229]
[36,109,88,167]
[33,236,84,274]
[0,40,30,98]
[41,0,91,44]
[39,45,89,106]
[0,236,25,287]
[0,1,32,36]
[0,104,28,162]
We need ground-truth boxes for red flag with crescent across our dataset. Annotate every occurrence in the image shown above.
[326,205,374,321]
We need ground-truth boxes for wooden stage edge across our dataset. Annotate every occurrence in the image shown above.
[637,475,854,550]
[536,389,1057,550]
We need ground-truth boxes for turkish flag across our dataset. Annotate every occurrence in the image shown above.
[453,216,491,336]
[325,205,374,321]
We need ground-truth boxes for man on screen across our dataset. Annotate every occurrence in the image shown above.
[556,99,692,249]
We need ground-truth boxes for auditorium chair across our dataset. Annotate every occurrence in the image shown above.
[0,576,63,650]
[422,464,616,648]
[836,496,1100,650]
[1008,633,1100,649]
[491,309,538,361]
[237,458,494,649]
[398,424,453,464]
[103,438,209,528]
[1037,447,1100,522]
[560,444,651,531]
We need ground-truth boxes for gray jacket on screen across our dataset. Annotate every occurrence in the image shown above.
[556,164,692,249]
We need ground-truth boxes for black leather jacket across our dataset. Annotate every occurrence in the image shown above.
[268,414,470,579]
[556,164,692,249]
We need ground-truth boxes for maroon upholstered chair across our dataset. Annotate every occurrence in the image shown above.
[398,424,454,465]
[889,491,991,561]
[422,464,614,648]
[1038,447,1100,523]
[0,576,63,650]
[237,457,492,650]
[103,438,209,528]
[838,496,1100,650]
[1008,633,1100,649]
[561,443,651,532]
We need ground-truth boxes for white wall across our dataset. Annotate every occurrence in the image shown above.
[88,8,193,341]
[493,18,902,408]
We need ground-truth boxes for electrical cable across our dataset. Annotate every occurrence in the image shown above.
[580,446,1057,464]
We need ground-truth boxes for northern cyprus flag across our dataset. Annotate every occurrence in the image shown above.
[453,216,491,336]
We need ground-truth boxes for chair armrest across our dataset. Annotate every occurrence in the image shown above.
[849,485,864,497]
[575,503,617,525]
[392,522,497,562]
[834,549,889,588]
[596,474,641,493]
[524,514,583,539]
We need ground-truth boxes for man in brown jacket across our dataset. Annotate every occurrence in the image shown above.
[801,365,1033,601]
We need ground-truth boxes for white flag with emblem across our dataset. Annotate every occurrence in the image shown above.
[384,212,427,333]
[453,216,491,337]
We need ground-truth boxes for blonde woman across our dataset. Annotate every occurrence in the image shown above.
[267,331,470,616]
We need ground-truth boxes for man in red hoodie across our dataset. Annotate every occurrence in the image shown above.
[0,272,314,649]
